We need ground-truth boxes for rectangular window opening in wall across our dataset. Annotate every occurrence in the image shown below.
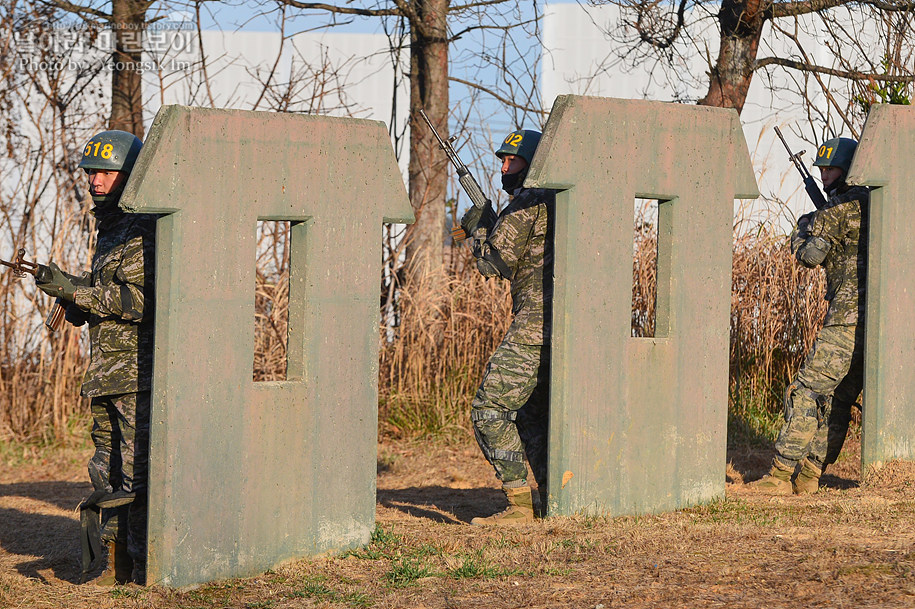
[632,198,671,338]
[254,220,291,381]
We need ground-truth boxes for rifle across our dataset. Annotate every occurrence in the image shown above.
[0,248,42,278]
[1,248,66,332]
[774,126,828,211]
[419,109,492,242]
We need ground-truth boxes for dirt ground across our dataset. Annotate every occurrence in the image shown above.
[2,429,915,608]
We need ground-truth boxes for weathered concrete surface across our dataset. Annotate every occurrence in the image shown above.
[120,105,412,588]
[527,95,758,516]
[848,103,915,470]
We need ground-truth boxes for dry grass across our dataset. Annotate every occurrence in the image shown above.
[374,222,826,444]
[1,221,826,447]
[253,221,292,383]
[0,294,88,444]
[378,249,512,441]
[731,231,826,415]
[3,435,915,608]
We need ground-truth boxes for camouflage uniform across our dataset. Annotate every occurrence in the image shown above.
[775,183,869,471]
[72,202,156,569]
[470,187,555,487]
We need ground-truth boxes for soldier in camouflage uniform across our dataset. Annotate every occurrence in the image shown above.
[460,129,554,525]
[752,137,868,495]
[36,130,155,584]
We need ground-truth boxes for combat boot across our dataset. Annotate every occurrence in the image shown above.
[131,560,146,586]
[471,485,535,526]
[534,487,548,518]
[793,458,822,495]
[749,459,794,495]
[94,541,133,586]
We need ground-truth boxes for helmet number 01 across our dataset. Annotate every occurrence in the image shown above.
[84,141,114,159]
[504,133,523,147]
[818,145,834,160]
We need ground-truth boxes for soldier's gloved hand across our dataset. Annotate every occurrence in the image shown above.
[65,302,90,327]
[34,264,52,284]
[460,205,485,237]
[460,201,497,237]
[796,211,815,237]
[35,262,77,302]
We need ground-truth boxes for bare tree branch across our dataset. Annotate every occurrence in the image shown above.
[450,20,533,41]
[450,0,511,11]
[771,0,915,19]
[449,76,539,113]
[194,0,216,107]
[279,1,401,17]
[637,0,688,50]
[757,56,915,82]
[40,0,110,20]
[251,3,288,110]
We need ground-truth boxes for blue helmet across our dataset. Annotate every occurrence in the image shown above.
[495,130,542,165]
[79,130,143,174]
[813,137,857,174]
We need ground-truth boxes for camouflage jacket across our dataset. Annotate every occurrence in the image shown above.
[73,204,156,397]
[472,187,555,345]
[791,183,869,327]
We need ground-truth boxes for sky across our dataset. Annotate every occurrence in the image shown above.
[182,0,564,34]
[138,0,861,223]
[156,0,556,139]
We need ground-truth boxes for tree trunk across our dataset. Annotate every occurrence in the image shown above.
[698,0,767,113]
[108,0,146,137]
[405,0,449,284]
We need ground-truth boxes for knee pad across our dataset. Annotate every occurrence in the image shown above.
[784,381,824,422]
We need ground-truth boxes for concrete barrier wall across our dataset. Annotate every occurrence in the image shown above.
[118,99,915,584]
[527,95,759,516]
[849,103,915,470]
[120,105,412,587]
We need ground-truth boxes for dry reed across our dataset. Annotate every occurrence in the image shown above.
[0,290,87,443]
[253,221,291,382]
[731,230,826,413]
[377,223,827,440]
[1,221,826,444]
[378,249,512,439]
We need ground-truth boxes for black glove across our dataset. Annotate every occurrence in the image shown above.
[35,262,77,302]
[65,302,90,327]
[460,201,497,237]
[796,211,815,236]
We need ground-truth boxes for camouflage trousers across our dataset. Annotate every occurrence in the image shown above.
[89,391,150,565]
[775,324,863,470]
[471,340,549,487]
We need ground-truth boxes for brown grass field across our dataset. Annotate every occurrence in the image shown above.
[2,428,915,609]
[2,226,910,607]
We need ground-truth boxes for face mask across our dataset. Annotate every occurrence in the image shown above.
[501,170,526,193]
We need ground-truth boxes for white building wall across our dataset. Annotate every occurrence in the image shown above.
[142,29,407,131]
[3,24,408,262]
[542,2,873,230]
